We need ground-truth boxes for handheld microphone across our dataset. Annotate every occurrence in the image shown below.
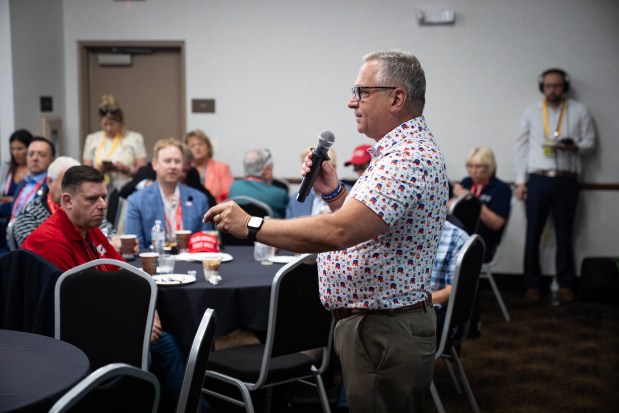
[296,131,335,202]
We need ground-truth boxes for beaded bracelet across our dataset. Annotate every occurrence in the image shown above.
[321,182,347,203]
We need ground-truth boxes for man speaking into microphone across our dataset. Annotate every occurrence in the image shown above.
[203,49,448,413]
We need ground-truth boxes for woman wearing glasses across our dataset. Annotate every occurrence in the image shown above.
[451,146,512,262]
[82,94,147,190]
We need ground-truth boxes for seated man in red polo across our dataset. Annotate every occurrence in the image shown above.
[22,165,213,413]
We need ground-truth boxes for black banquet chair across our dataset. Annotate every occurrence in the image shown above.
[203,253,334,413]
[448,193,482,236]
[54,259,157,370]
[221,195,274,246]
[0,249,62,336]
[176,308,217,413]
[48,362,160,413]
[430,235,485,413]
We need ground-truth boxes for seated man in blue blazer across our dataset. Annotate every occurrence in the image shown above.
[125,138,213,251]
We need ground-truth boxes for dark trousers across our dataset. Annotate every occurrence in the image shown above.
[524,174,579,290]
[334,304,436,413]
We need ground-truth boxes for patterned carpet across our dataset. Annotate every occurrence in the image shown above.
[208,278,619,413]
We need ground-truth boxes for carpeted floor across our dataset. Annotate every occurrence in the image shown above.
[208,277,619,413]
[428,279,619,413]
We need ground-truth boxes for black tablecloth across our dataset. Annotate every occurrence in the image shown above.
[128,245,290,354]
[0,329,90,413]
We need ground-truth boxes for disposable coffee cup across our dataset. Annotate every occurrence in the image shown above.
[176,230,192,253]
[140,252,159,275]
[120,234,137,260]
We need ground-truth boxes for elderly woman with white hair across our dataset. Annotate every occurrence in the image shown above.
[451,146,512,262]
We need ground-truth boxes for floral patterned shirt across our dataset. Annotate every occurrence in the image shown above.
[318,116,448,310]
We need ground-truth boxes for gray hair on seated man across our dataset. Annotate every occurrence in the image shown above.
[47,156,81,180]
[243,148,273,182]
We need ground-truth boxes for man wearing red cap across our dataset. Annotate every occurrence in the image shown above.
[343,144,372,186]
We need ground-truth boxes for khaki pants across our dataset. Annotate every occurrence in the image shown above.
[334,304,436,413]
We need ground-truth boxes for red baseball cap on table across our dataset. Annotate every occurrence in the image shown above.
[188,232,220,253]
[344,144,372,166]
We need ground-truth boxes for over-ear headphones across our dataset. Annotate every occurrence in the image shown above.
[538,68,570,93]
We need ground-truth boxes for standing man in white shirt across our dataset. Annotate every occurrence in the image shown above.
[514,68,596,303]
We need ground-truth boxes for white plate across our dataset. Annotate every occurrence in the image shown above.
[174,252,233,262]
[152,274,196,286]
[269,255,297,264]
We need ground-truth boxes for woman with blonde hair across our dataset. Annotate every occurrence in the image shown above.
[83,94,147,190]
[451,146,512,261]
[185,129,233,203]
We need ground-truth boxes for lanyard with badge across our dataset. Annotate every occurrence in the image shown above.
[542,98,566,157]
[95,133,121,185]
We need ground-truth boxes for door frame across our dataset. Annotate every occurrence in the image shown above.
[78,40,186,156]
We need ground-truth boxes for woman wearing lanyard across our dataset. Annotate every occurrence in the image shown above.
[451,146,512,262]
[82,94,147,191]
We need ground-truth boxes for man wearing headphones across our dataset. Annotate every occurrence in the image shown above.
[514,68,595,303]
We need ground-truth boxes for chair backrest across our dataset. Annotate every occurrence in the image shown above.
[105,187,120,227]
[48,362,160,413]
[448,194,482,235]
[55,259,157,370]
[221,196,274,245]
[228,195,274,217]
[6,220,17,251]
[176,308,217,413]
[0,249,62,336]
[485,195,515,266]
[437,235,485,357]
[271,177,290,195]
[258,254,334,383]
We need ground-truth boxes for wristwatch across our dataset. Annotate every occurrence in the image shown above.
[247,216,264,242]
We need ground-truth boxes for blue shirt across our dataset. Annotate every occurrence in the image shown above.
[431,220,470,292]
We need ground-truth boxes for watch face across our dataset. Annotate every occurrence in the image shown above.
[248,216,263,229]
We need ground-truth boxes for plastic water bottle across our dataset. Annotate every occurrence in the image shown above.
[550,277,560,306]
[151,219,165,255]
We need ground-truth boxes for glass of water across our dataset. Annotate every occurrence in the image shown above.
[157,254,176,274]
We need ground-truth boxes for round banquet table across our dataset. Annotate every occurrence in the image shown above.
[0,329,90,413]
[128,245,295,354]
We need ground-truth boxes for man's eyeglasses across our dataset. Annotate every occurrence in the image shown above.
[351,86,397,102]
[99,106,120,116]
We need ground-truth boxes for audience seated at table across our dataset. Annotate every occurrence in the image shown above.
[450,146,511,262]
[21,165,212,412]
[285,146,338,218]
[10,157,132,255]
[7,137,56,222]
[228,148,289,218]
[125,138,213,251]
[186,129,233,204]
[119,143,216,207]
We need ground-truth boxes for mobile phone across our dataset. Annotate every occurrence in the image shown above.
[559,138,574,145]
[102,160,113,166]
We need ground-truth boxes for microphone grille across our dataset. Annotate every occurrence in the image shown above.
[318,131,335,148]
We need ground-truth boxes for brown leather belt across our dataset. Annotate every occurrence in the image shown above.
[330,298,431,322]
[532,169,577,178]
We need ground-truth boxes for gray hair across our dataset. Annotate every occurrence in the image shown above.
[243,148,272,177]
[47,156,80,180]
[363,49,426,112]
